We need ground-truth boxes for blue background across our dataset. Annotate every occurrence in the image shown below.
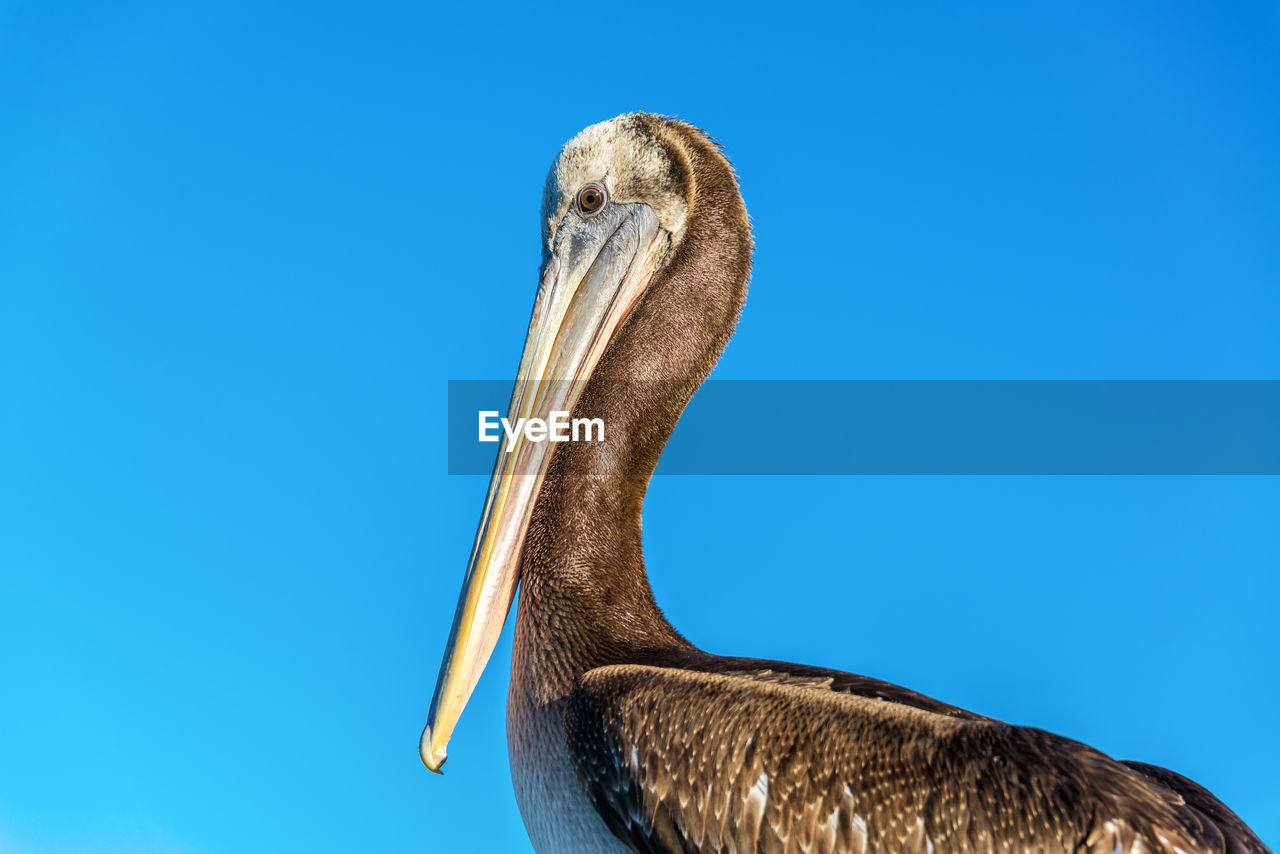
[2,2,1277,852]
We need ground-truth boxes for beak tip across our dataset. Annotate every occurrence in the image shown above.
[420,724,448,774]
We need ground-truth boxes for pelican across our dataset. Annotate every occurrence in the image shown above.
[421,114,1268,854]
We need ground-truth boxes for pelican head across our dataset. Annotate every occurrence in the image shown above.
[421,114,749,772]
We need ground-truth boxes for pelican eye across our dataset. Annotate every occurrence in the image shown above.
[576,183,608,216]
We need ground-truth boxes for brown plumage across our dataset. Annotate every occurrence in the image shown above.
[566,661,1264,854]
[428,114,1269,854]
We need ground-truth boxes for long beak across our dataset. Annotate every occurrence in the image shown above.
[421,202,667,772]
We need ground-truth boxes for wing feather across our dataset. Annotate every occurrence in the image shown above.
[565,664,1268,854]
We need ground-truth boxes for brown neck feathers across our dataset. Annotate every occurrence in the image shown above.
[517,118,753,690]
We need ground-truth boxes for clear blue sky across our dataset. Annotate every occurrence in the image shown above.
[2,2,1277,852]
